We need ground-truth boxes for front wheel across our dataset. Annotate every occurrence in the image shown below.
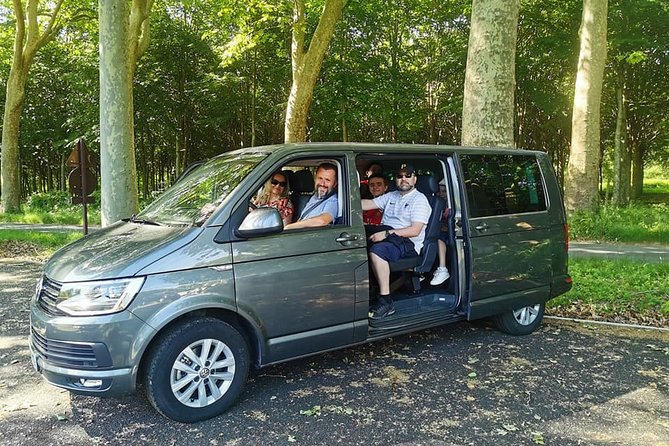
[143,317,250,423]
[493,303,545,335]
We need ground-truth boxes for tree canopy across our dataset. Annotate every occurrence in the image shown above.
[0,0,667,209]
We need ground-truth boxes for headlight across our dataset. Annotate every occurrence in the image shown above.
[56,277,145,316]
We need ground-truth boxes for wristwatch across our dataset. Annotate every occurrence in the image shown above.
[385,230,391,238]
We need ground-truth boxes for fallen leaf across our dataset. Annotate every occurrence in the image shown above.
[531,431,545,445]
[299,405,321,417]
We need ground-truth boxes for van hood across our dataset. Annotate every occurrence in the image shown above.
[44,221,201,282]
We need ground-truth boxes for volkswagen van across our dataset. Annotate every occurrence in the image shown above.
[29,143,571,422]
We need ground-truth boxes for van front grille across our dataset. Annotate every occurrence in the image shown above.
[30,328,112,369]
[37,276,67,316]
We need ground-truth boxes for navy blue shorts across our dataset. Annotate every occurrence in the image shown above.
[437,230,449,244]
[369,235,418,262]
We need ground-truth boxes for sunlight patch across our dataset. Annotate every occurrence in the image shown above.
[544,387,669,445]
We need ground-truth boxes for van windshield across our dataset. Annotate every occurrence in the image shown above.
[137,151,267,226]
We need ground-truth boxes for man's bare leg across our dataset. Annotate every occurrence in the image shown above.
[370,252,390,295]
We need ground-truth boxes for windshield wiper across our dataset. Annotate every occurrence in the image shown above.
[122,215,163,226]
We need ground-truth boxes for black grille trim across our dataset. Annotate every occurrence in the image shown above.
[31,328,113,369]
[37,276,67,316]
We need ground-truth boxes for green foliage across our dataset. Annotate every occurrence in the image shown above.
[569,203,669,243]
[1,0,668,206]
[0,229,82,251]
[0,191,101,225]
[549,258,669,315]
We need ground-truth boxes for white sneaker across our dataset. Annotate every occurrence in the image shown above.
[430,267,450,286]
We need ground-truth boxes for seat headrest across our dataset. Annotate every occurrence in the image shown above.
[416,175,438,195]
[291,169,314,193]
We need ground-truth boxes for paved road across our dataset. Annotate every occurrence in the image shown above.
[1,258,668,446]
[569,241,669,262]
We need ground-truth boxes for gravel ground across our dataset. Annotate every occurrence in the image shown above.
[1,256,668,446]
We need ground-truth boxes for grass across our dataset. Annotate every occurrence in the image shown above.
[548,258,669,322]
[0,229,82,257]
[569,202,669,244]
[0,190,101,225]
[0,209,101,225]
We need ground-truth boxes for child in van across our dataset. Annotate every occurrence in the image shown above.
[431,179,450,286]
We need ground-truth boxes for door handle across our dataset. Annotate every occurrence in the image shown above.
[475,223,489,231]
[335,232,359,243]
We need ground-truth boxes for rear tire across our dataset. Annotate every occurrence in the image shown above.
[144,317,249,423]
[493,303,545,335]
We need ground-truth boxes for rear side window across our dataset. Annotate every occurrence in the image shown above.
[460,154,547,218]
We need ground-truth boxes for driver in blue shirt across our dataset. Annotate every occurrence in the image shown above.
[285,163,338,229]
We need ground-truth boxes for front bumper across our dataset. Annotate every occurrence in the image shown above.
[29,305,155,397]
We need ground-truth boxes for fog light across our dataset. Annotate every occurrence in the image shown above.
[79,378,102,388]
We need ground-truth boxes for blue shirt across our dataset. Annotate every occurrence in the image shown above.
[299,193,338,223]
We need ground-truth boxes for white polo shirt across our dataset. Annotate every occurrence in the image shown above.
[373,188,432,253]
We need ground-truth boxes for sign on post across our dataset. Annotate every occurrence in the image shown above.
[67,139,97,235]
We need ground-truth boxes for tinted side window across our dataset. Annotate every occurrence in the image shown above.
[460,154,547,218]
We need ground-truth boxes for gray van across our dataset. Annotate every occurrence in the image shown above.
[29,143,571,422]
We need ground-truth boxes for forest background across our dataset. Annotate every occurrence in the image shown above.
[0,0,667,218]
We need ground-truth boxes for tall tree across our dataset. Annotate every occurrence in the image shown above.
[99,0,153,225]
[284,0,346,143]
[461,0,519,147]
[564,0,608,213]
[611,65,629,205]
[1,0,64,212]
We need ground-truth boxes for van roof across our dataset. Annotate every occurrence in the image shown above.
[224,142,545,158]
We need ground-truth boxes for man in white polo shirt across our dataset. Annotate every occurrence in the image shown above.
[361,164,432,318]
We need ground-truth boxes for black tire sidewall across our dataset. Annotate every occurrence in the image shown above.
[495,303,545,335]
[144,318,249,423]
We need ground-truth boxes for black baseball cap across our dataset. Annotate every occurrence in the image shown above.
[396,164,416,176]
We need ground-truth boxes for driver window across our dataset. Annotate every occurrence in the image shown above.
[246,158,344,231]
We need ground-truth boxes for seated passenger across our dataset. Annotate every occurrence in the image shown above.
[360,161,383,199]
[362,164,431,318]
[251,171,294,226]
[363,173,389,225]
[285,163,338,230]
[431,180,450,285]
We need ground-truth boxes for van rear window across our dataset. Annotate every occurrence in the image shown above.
[460,154,547,218]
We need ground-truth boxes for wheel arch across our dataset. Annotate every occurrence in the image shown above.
[137,307,265,384]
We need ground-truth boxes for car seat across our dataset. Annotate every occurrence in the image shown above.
[289,169,314,221]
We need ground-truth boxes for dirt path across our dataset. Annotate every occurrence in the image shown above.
[1,258,668,446]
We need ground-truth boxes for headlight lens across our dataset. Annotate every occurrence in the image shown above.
[56,277,145,316]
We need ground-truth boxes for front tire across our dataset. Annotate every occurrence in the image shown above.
[493,303,545,335]
[144,317,249,423]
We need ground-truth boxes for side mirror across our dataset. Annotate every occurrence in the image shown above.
[235,207,284,238]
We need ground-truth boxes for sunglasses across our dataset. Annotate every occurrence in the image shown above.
[271,178,287,187]
[396,173,414,179]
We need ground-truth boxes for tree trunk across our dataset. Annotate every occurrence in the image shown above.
[284,0,346,143]
[0,0,64,212]
[1,68,27,212]
[462,0,520,148]
[99,0,139,225]
[631,143,644,200]
[612,69,630,206]
[564,0,608,214]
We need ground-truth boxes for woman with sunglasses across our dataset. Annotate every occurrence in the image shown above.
[252,171,294,226]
